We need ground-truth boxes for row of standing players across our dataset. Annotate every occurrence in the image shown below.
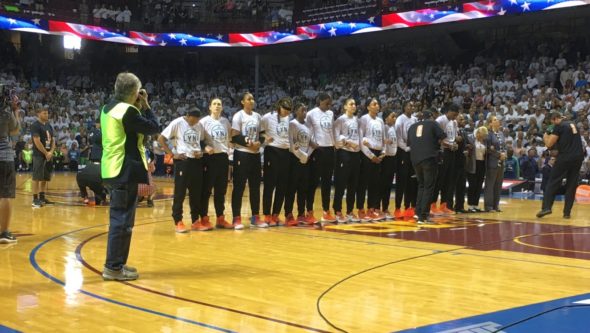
[159,92,510,232]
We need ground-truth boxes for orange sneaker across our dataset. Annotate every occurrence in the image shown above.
[233,216,244,230]
[431,203,443,215]
[335,211,347,224]
[175,221,189,233]
[264,215,276,227]
[394,209,403,219]
[216,216,234,229]
[304,211,317,225]
[270,214,282,226]
[200,216,213,231]
[285,214,298,227]
[322,211,336,222]
[404,207,415,220]
[297,214,307,225]
[358,209,372,222]
[370,209,385,221]
[440,202,455,214]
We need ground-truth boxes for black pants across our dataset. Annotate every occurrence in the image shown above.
[434,149,457,205]
[263,146,290,216]
[172,158,203,223]
[76,163,106,203]
[105,182,138,271]
[542,156,583,215]
[232,150,261,217]
[285,154,309,217]
[414,158,438,221]
[307,147,335,212]
[380,155,397,212]
[453,158,466,211]
[333,150,360,214]
[201,153,229,218]
[357,150,382,210]
[467,160,486,206]
[395,150,416,209]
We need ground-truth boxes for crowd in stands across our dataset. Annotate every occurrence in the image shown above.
[2,33,590,191]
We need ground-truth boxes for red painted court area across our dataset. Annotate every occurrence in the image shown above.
[326,217,590,260]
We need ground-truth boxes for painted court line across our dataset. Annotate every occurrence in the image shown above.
[29,224,238,333]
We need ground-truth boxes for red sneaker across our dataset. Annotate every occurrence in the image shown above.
[404,207,415,220]
[285,214,298,227]
[304,211,317,225]
[297,214,306,225]
[394,209,403,219]
[233,216,244,230]
[264,215,276,227]
[175,221,189,233]
[322,211,336,223]
[440,202,455,214]
[200,216,213,231]
[215,216,234,229]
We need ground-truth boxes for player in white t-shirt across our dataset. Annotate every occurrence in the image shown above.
[260,97,292,226]
[357,98,386,222]
[305,93,337,224]
[332,98,361,223]
[230,92,266,229]
[285,101,315,226]
[199,98,234,229]
[158,107,206,233]
[380,109,398,220]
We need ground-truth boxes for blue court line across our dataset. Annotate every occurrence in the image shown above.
[395,292,590,333]
[0,325,21,333]
[29,224,237,333]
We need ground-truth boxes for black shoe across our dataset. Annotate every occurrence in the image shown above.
[32,198,43,208]
[495,208,503,213]
[147,199,154,207]
[0,231,17,244]
[137,196,145,203]
[563,214,571,219]
[536,209,552,218]
[41,198,55,205]
[455,209,467,214]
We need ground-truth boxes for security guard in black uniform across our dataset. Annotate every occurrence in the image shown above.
[536,111,585,219]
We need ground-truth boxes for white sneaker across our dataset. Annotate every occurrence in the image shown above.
[347,214,360,223]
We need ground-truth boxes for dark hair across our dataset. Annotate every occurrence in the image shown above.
[241,92,253,101]
[276,97,292,112]
[365,97,378,115]
[293,102,306,113]
[187,107,201,118]
[316,92,331,105]
[382,108,394,121]
[446,102,460,114]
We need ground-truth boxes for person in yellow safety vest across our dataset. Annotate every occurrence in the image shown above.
[100,72,159,281]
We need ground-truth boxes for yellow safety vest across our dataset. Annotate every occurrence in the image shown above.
[100,102,147,179]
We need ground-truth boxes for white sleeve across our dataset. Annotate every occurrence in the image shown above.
[160,120,176,140]
[396,120,410,152]
[359,117,374,159]
[231,112,241,133]
[333,117,344,149]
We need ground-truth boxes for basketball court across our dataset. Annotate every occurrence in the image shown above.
[1,173,589,332]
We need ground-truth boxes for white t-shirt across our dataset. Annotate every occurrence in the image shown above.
[289,119,313,164]
[384,124,398,156]
[333,114,360,152]
[359,114,385,158]
[261,112,290,149]
[160,116,203,158]
[200,115,231,154]
[305,107,335,147]
[232,109,262,154]
[436,115,458,143]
